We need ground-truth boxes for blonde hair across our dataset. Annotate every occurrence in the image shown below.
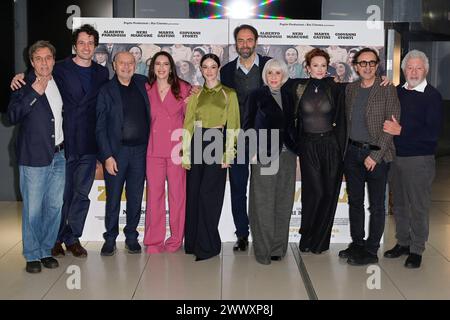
[262,59,289,87]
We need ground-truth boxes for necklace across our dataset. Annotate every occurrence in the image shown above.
[158,85,170,94]
[313,84,320,93]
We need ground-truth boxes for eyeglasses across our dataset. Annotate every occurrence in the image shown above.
[355,60,378,67]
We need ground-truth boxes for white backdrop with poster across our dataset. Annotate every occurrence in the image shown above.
[78,17,384,244]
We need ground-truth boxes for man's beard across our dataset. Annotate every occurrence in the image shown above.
[236,45,255,59]
[407,78,422,88]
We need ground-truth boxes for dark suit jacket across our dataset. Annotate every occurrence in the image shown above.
[96,74,151,163]
[243,84,297,160]
[286,77,347,158]
[220,54,272,91]
[8,71,62,167]
[53,57,109,157]
[345,76,401,163]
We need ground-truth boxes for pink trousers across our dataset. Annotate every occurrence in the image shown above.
[144,157,186,253]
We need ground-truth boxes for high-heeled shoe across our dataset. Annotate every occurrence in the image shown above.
[195,256,207,261]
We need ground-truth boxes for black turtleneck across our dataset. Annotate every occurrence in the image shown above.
[118,79,149,146]
[299,78,333,134]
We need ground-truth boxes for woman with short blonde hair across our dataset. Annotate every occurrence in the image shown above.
[244,59,298,265]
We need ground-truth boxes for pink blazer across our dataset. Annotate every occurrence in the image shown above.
[146,81,191,158]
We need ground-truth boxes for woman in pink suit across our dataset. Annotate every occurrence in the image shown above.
[144,51,191,253]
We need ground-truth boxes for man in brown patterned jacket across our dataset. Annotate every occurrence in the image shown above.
[338,47,401,266]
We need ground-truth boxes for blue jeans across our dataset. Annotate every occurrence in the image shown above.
[344,144,389,254]
[19,151,66,262]
[57,154,96,246]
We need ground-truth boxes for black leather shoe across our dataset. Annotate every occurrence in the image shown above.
[100,241,116,256]
[347,249,378,266]
[404,253,422,269]
[125,242,142,254]
[338,243,364,259]
[26,261,42,273]
[51,241,65,257]
[384,244,410,258]
[271,256,282,261]
[66,240,88,258]
[233,236,249,251]
[40,257,59,269]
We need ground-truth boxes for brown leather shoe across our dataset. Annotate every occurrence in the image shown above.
[66,241,88,258]
[51,241,65,257]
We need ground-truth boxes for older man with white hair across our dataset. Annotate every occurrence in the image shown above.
[383,50,443,268]
[96,51,151,256]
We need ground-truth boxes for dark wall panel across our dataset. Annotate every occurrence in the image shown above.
[0,1,17,201]
[422,0,450,35]
[27,0,112,63]
[1,0,14,112]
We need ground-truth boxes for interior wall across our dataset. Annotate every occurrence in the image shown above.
[410,41,450,156]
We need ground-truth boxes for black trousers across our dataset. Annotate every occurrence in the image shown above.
[344,144,389,254]
[299,132,343,253]
[184,128,227,260]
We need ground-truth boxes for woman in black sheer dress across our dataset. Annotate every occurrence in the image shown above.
[286,48,346,254]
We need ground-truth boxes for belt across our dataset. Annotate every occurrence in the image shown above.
[54,142,64,153]
[302,131,333,138]
[348,139,380,151]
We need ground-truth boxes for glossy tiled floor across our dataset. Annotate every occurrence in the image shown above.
[0,158,449,300]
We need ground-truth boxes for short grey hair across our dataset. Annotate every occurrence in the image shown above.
[401,50,429,73]
[262,58,289,87]
[28,40,56,61]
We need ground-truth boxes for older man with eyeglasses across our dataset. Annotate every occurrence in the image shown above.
[338,47,401,266]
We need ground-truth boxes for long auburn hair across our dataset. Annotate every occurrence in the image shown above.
[147,51,187,100]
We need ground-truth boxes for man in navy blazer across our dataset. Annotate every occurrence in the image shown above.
[220,24,271,251]
[8,41,66,273]
[11,25,109,258]
[96,52,151,256]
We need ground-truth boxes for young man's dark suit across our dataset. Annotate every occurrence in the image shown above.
[53,57,109,250]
